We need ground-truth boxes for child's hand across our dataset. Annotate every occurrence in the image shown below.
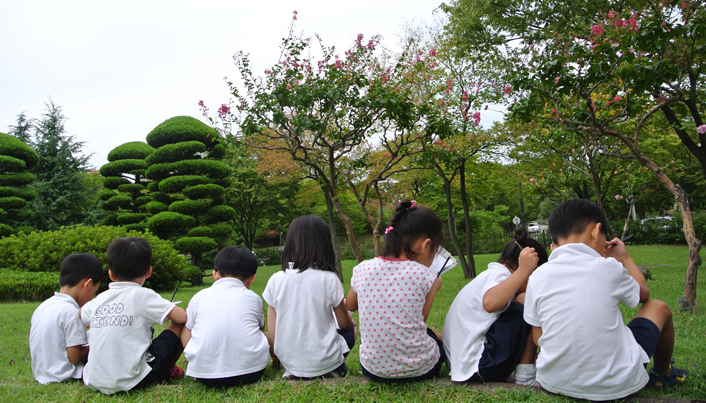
[604,237,628,261]
[518,247,539,274]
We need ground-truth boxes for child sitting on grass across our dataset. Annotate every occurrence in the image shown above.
[524,199,687,400]
[80,238,186,394]
[182,245,274,387]
[263,215,355,380]
[444,228,547,386]
[347,200,445,382]
[29,253,102,384]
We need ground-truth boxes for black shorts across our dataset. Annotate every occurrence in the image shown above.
[135,329,183,389]
[468,301,531,383]
[337,321,356,350]
[361,327,445,383]
[196,368,266,388]
[627,317,661,360]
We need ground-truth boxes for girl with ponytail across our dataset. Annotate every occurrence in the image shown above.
[443,228,548,386]
[346,200,445,382]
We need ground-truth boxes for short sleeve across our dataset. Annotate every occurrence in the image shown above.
[421,263,436,294]
[142,288,176,326]
[185,292,200,330]
[255,296,265,328]
[328,273,345,307]
[64,311,88,347]
[262,275,275,308]
[614,262,641,308]
[481,268,512,314]
[81,300,94,326]
[350,266,360,294]
[523,277,541,327]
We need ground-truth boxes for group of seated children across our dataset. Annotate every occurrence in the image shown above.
[29,199,687,399]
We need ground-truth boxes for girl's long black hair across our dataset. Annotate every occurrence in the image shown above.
[498,228,549,270]
[281,215,336,273]
[383,200,444,259]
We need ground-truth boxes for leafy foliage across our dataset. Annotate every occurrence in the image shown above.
[0,269,59,302]
[0,132,39,235]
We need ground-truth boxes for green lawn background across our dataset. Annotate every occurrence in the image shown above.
[1,245,704,402]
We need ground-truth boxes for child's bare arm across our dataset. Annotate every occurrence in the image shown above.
[267,305,277,337]
[423,277,443,321]
[346,288,358,312]
[66,345,88,364]
[532,326,543,347]
[180,326,192,348]
[167,306,187,324]
[333,300,352,330]
[483,247,539,312]
[605,238,650,302]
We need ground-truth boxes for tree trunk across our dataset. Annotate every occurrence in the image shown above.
[322,187,343,281]
[620,138,702,312]
[441,173,469,276]
[459,163,476,278]
[373,183,384,257]
[191,252,204,286]
[330,191,364,263]
[622,201,634,240]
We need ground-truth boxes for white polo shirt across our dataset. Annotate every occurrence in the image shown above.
[524,243,649,400]
[80,282,176,394]
[263,268,348,377]
[184,277,270,378]
[443,263,512,381]
[29,292,87,384]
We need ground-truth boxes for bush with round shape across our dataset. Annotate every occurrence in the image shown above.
[13,209,33,221]
[107,141,155,162]
[170,159,231,179]
[15,188,37,201]
[0,172,35,187]
[0,196,28,210]
[100,159,147,177]
[186,226,213,237]
[102,176,131,190]
[146,116,220,149]
[0,225,190,292]
[159,175,212,193]
[204,205,236,223]
[168,199,211,216]
[0,155,26,172]
[0,133,39,235]
[145,141,207,165]
[147,211,196,235]
[135,195,152,207]
[0,133,39,168]
[103,194,133,210]
[145,201,169,214]
[147,181,160,192]
[209,222,232,238]
[117,183,147,195]
[0,187,14,197]
[175,236,218,255]
[182,184,225,199]
[117,212,148,225]
[124,222,148,233]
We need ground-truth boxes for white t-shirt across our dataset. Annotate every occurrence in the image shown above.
[350,257,439,378]
[443,262,512,382]
[29,292,87,384]
[184,277,270,378]
[524,243,649,400]
[263,268,348,377]
[80,281,176,394]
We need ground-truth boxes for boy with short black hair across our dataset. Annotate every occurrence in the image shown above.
[80,237,186,395]
[182,245,273,387]
[524,199,687,400]
[29,253,102,384]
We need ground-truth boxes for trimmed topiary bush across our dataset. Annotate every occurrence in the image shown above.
[0,269,60,302]
[145,116,233,282]
[0,133,39,235]
[0,225,191,291]
[100,141,154,230]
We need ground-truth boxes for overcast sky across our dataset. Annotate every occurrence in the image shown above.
[1,1,497,169]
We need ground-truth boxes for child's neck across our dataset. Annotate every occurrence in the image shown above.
[58,285,81,305]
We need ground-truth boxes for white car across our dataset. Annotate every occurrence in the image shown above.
[527,222,540,233]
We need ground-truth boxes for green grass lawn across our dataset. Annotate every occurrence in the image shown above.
[1,245,705,402]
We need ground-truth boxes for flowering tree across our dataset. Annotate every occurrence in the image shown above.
[505,4,703,310]
[211,13,433,263]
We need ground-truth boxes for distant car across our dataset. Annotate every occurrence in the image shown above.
[640,216,674,230]
[527,222,540,233]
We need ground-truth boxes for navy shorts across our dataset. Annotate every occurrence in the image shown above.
[468,301,531,383]
[134,329,183,389]
[337,321,356,350]
[361,328,445,383]
[627,317,661,360]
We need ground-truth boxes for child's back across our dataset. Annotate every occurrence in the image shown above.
[29,253,102,384]
[525,243,648,398]
[184,246,270,385]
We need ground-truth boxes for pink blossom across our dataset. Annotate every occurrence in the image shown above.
[471,112,481,126]
[590,23,605,36]
[462,95,468,101]
[356,33,364,48]
[671,160,675,164]
[439,100,445,106]
[615,195,623,200]
[606,96,622,106]
[286,84,291,90]
[503,84,512,94]
[198,100,205,108]
[696,125,706,134]
[217,104,230,119]
[608,10,617,18]
[554,77,560,84]
[484,105,489,110]
[429,49,436,57]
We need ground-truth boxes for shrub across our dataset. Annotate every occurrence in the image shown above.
[204,204,236,223]
[147,211,196,235]
[0,155,26,172]
[175,236,218,254]
[100,159,148,177]
[0,270,59,302]
[0,132,39,167]
[254,246,283,266]
[106,141,154,162]
[0,171,35,186]
[145,201,169,214]
[169,199,211,216]
[145,141,207,165]
[159,175,212,193]
[103,194,133,210]
[187,226,213,237]
[0,226,190,291]
[102,176,130,190]
[15,188,38,201]
[182,183,225,199]
[146,116,220,149]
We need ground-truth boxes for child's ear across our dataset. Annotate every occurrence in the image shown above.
[144,266,152,279]
[108,269,116,282]
[81,278,93,290]
[590,222,603,242]
[243,274,257,289]
[212,270,221,281]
